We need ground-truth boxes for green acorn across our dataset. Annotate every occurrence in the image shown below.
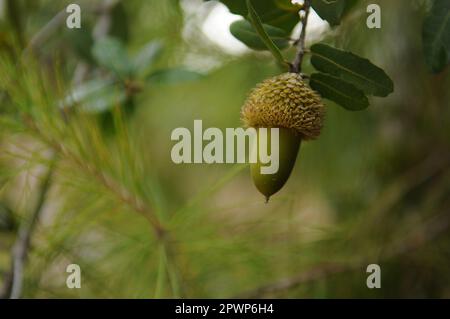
[241,73,325,201]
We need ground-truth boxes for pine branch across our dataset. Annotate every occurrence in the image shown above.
[0,156,56,299]
[23,117,166,239]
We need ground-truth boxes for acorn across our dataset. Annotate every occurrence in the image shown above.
[241,72,325,201]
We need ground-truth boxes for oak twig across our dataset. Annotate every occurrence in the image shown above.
[290,0,311,73]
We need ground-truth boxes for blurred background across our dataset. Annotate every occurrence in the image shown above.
[0,0,449,298]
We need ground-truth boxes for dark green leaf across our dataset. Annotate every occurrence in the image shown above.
[132,40,164,78]
[422,0,450,73]
[311,43,394,97]
[230,20,289,50]
[147,68,204,85]
[310,73,369,111]
[207,0,300,33]
[246,0,287,67]
[312,0,345,26]
[92,36,133,79]
[311,0,358,26]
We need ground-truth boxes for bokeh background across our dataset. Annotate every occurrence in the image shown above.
[0,0,449,298]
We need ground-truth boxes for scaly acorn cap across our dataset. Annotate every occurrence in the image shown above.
[241,72,325,140]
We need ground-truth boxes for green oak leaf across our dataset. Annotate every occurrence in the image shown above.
[310,72,369,111]
[311,0,358,26]
[206,0,300,33]
[311,43,394,97]
[230,19,290,51]
[246,0,287,67]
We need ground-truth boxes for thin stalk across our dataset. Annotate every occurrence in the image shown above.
[291,0,311,73]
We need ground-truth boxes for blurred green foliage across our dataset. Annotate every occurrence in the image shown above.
[0,0,449,299]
